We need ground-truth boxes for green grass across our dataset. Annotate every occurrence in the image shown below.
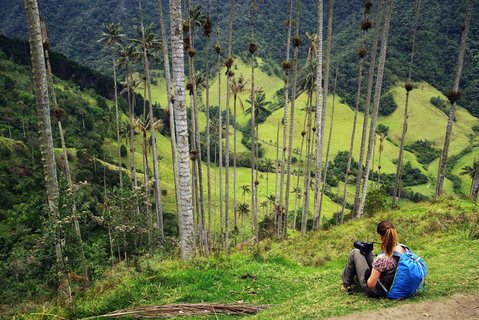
[30,198,479,319]
[451,146,479,195]
[131,63,479,205]
[380,83,478,155]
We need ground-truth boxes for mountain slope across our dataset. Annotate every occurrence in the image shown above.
[1,0,478,116]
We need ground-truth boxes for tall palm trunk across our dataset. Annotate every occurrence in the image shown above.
[340,62,363,223]
[126,66,138,192]
[283,0,301,239]
[215,0,224,247]
[139,0,163,239]
[301,91,314,235]
[24,0,69,296]
[41,17,87,274]
[275,120,280,200]
[436,0,473,196]
[156,0,180,214]
[340,6,369,223]
[113,60,123,188]
[319,70,338,215]
[249,1,258,242]
[357,0,394,218]
[141,128,152,246]
[278,0,294,236]
[317,0,334,217]
[472,159,479,202]
[187,0,207,253]
[393,0,420,204]
[169,0,195,259]
[204,2,213,247]
[293,94,311,230]
[224,0,234,249]
[312,0,324,230]
[233,93,238,237]
[353,0,383,217]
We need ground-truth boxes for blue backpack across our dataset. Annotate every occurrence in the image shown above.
[384,245,427,299]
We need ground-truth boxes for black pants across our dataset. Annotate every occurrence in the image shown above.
[341,249,380,297]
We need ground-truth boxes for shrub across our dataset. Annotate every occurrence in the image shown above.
[405,139,441,164]
[364,188,390,216]
[430,96,449,114]
[379,92,398,116]
[120,144,127,157]
[376,123,389,136]
[0,144,11,158]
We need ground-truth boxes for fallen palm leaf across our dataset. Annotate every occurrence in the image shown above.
[79,303,269,319]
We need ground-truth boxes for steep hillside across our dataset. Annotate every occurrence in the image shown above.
[1,0,478,116]
[142,58,479,200]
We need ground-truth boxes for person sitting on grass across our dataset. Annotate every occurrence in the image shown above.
[341,221,406,297]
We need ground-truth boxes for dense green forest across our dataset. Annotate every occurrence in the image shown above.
[1,0,478,116]
[1,0,479,318]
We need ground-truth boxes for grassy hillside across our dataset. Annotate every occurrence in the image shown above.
[139,59,479,206]
[21,198,479,319]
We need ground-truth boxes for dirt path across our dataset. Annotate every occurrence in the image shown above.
[328,294,479,320]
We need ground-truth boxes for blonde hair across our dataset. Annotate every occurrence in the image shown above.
[377,221,399,256]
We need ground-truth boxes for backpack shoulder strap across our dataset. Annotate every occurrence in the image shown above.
[393,244,410,258]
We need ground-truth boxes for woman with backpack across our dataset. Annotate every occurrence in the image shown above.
[341,221,426,298]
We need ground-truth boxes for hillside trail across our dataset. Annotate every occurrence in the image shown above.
[327,294,479,320]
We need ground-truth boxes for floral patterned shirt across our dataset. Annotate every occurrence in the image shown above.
[371,253,399,294]
[372,253,398,273]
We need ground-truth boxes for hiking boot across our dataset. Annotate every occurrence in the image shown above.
[341,284,353,295]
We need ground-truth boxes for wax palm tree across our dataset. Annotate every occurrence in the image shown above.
[319,69,338,219]
[312,0,325,230]
[358,0,394,218]
[223,0,235,249]
[214,0,224,248]
[240,185,251,202]
[169,0,195,259]
[436,0,473,196]
[472,160,479,202]
[393,0,421,203]
[262,158,275,194]
[236,202,250,224]
[340,3,370,223]
[278,0,294,235]
[185,0,206,252]
[295,59,315,231]
[281,0,303,238]
[155,0,180,221]
[266,194,276,212]
[377,132,386,184]
[132,115,151,242]
[203,0,213,247]
[260,200,268,214]
[460,159,478,195]
[230,74,247,235]
[117,43,138,191]
[24,0,69,295]
[40,17,88,279]
[245,88,272,120]
[300,38,317,235]
[353,0,383,216]
[99,22,124,188]
[136,1,165,239]
[189,4,206,37]
[321,0,335,153]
